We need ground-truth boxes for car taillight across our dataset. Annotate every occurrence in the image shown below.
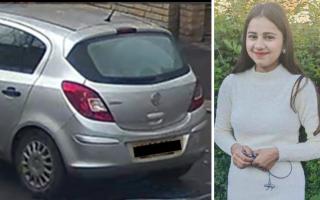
[188,81,204,112]
[62,81,114,122]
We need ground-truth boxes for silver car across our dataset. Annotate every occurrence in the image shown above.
[0,3,207,198]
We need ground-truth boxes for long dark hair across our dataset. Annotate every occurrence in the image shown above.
[232,2,320,136]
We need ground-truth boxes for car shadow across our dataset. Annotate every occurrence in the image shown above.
[64,175,209,200]
[0,160,211,200]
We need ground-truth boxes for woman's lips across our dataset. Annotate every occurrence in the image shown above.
[254,52,269,57]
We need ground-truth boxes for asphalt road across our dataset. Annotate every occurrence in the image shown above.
[0,113,211,200]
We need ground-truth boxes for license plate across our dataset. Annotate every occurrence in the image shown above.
[132,138,182,159]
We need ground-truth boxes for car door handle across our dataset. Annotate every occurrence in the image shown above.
[2,87,21,97]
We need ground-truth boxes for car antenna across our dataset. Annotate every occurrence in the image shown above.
[105,9,115,22]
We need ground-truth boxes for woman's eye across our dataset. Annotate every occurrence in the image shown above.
[265,35,275,40]
[247,35,257,39]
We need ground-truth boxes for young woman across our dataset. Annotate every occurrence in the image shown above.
[215,2,320,200]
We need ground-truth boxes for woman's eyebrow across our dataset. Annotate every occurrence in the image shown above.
[263,32,277,35]
[247,31,277,36]
[247,31,257,34]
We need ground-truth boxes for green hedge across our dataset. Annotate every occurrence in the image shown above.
[214,1,320,199]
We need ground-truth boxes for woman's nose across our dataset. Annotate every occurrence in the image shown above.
[254,38,266,50]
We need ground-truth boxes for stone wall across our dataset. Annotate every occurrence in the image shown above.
[179,4,206,42]
[90,3,179,35]
[89,3,210,43]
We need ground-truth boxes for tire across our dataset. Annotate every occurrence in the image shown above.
[14,129,66,198]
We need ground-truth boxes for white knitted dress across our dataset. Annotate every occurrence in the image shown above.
[215,64,320,200]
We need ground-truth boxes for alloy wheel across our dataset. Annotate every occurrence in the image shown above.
[20,140,53,189]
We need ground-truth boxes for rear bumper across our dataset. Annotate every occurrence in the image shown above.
[65,128,206,178]
[69,146,205,178]
[54,106,207,178]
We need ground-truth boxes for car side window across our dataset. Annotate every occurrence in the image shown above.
[0,24,46,74]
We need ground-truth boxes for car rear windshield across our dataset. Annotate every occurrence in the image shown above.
[67,32,189,84]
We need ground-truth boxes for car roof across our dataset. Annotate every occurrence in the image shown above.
[0,3,162,32]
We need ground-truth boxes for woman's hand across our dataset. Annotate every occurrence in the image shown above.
[252,147,279,171]
[231,143,255,169]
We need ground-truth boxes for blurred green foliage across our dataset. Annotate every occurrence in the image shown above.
[214,1,320,199]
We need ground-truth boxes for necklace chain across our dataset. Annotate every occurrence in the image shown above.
[241,149,292,191]
[264,161,292,191]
